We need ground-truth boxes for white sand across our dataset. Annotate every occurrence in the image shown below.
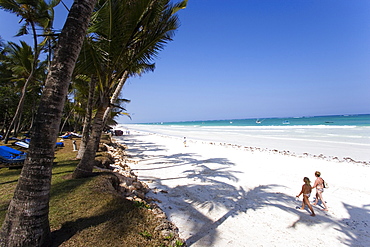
[114,131,370,247]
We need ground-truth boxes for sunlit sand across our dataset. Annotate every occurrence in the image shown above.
[114,129,370,247]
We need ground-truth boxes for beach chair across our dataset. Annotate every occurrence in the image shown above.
[0,146,27,168]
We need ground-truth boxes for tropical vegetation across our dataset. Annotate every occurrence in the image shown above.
[0,0,186,246]
[72,0,186,178]
[0,137,184,246]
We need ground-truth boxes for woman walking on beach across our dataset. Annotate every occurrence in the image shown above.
[312,171,328,211]
[296,177,315,216]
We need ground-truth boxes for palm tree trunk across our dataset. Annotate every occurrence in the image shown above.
[14,110,23,136]
[73,102,107,179]
[3,22,39,143]
[102,71,129,123]
[0,1,97,246]
[75,72,129,178]
[3,77,32,142]
[77,75,97,159]
[29,108,36,130]
[60,108,74,133]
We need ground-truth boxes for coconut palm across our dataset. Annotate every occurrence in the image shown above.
[100,0,187,125]
[0,39,18,134]
[0,0,97,245]
[74,75,98,158]
[72,0,187,178]
[1,41,46,132]
[0,0,60,142]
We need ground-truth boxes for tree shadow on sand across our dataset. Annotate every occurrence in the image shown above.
[333,203,370,246]
[120,133,370,246]
[116,134,168,160]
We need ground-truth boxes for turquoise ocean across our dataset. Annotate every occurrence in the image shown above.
[121,114,370,163]
[146,114,370,127]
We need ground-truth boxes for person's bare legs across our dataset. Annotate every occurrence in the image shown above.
[313,192,319,205]
[303,196,315,216]
[317,192,328,211]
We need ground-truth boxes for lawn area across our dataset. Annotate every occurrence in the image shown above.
[0,137,184,247]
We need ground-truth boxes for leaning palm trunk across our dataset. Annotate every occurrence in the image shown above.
[102,71,129,124]
[74,73,129,178]
[3,21,39,143]
[0,1,97,246]
[59,108,74,133]
[14,110,23,135]
[3,75,33,143]
[77,76,97,159]
[72,102,107,178]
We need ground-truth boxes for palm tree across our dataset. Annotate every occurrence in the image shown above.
[75,74,97,159]
[1,41,46,132]
[0,39,18,134]
[0,0,60,142]
[0,0,97,245]
[101,0,187,125]
[72,0,187,178]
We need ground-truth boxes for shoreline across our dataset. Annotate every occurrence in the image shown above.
[113,130,370,246]
[159,134,370,166]
[120,126,370,165]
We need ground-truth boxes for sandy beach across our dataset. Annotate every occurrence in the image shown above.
[114,130,370,247]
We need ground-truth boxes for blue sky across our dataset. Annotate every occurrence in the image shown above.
[1,1,370,124]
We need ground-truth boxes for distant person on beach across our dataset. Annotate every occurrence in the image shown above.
[183,137,187,147]
[296,177,315,216]
[312,171,328,211]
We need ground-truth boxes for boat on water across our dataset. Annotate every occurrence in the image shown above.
[283,120,290,124]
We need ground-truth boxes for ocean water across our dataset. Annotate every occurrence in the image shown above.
[146,114,370,127]
[119,114,370,162]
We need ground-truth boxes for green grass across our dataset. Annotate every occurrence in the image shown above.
[1,138,184,247]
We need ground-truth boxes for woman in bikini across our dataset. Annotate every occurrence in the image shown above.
[296,177,315,216]
[312,171,328,211]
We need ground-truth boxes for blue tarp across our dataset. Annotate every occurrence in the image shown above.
[0,146,27,164]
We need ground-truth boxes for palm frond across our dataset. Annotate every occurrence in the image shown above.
[15,24,29,36]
